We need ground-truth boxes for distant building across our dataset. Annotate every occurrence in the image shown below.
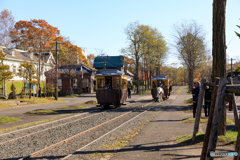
[93,56,134,83]
[0,46,55,82]
[45,64,96,94]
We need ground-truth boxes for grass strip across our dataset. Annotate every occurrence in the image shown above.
[133,89,151,95]
[0,116,20,124]
[0,102,13,109]
[184,98,193,103]
[26,109,58,114]
[59,94,82,98]
[176,130,237,145]
[1,97,64,105]
[177,87,183,95]
[57,105,87,109]
[0,113,74,134]
[181,118,232,124]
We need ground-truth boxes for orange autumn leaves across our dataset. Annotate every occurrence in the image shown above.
[10,19,89,66]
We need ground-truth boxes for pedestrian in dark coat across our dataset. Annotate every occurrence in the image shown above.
[127,86,131,99]
[169,84,172,96]
[192,82,200,118]
[204,86,212,117]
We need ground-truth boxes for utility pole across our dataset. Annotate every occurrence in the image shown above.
[104,57,106,69]
[229,58,236,78]
[55,41,65,100]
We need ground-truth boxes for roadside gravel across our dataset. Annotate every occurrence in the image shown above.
[66,103,163,160]
[0,100,151,159]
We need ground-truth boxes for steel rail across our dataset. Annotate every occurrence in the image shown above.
[19,101,154,160]
[62,102,155,159]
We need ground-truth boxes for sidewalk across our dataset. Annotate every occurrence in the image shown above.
[111,86,237,160]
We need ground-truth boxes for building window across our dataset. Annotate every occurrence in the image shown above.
[58,79,62,89]
[13,66,16,74]
[73,79,78,89]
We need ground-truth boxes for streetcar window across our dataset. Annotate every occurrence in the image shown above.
[112,76,120,89]
[97,78,104,89]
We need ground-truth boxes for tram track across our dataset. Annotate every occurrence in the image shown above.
[0,86,181,159]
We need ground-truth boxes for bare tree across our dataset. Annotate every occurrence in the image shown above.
[172,20,207,90]
[95,48,107,56]
[0,9,15,97]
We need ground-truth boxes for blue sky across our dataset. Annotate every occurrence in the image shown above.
[1,0,240,66]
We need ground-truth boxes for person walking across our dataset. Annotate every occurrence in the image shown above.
[192,82,200,118]
[127,86,131,99]
[204,86,212,117]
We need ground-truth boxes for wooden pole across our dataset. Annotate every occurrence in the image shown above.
[200,78,219,160]
[230,77,239,132]
[206,77,228,160]
[234,117,240,160]
[192,79,206,141]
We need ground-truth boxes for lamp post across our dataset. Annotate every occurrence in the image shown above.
[55,41,65,100]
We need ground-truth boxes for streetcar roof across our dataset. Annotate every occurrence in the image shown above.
[96,69,126,76]
[151,75,169,80]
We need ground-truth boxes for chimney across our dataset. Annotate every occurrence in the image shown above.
[12,50,15,56]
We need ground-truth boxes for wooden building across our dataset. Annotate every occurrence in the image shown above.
[45,64,96,95]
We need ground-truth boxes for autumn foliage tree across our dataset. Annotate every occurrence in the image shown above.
[87,54,96,67]
[11,19,60,96]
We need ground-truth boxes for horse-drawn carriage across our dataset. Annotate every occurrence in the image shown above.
[151,75,170,101]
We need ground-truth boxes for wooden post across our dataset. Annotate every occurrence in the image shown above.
[234,121,240,160]
[200,78,219,160]
[206,77,228,160]
[230,77,239,132]
[192,79,206,141]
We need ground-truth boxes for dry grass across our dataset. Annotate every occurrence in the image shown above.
[0,102,13,109]
[0,113,73,134]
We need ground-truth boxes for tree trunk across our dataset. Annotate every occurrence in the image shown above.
[188,68,194,91]
[136,59,139,93]
[3,80,7,97]
[212,0,227,136]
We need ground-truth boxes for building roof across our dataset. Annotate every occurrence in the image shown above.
[3,48,54,64]
[93,56,125,68]
[45,64,96,75]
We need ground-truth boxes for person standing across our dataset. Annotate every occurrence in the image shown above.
[127,86,131,99]
[204,86,212,117]
[169,84,172,96]
[192,82,200,118]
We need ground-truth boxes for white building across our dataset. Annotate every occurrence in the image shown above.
[0,46,55,82]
